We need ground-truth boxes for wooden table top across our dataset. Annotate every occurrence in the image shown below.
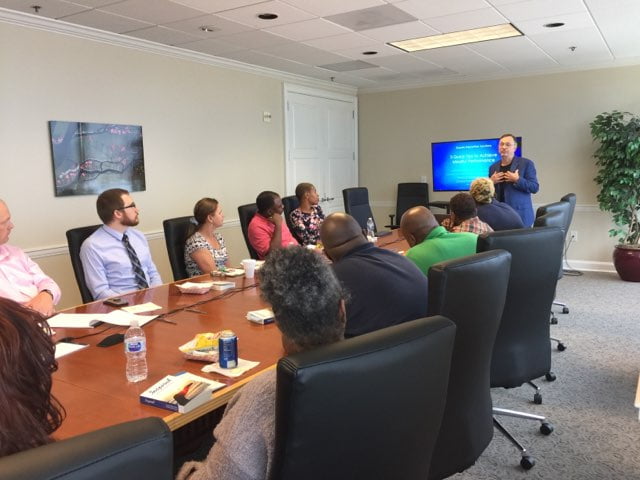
[52,230,409,439]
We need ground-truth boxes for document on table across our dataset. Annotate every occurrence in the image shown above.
[55,342,89,359]
[48,310,157,328]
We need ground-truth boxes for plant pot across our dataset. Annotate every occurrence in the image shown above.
[613,244,640,282]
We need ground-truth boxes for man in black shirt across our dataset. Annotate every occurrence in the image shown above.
[320,213,429,338]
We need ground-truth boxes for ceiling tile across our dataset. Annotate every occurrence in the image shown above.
[422,8,508,32]
[259,42,351,65]
[177,37,245,55]
[216,0,315,28]
[215,29,292,48]
[334,43,404,59]
[163,13,253,38]
[514,11,595,35]
[170,0,266,13]
[324,4,416,31]
[279,0,385,17]
[494,0,587,22]
[101,0,206,24]
[394,0,492,20]
[317,60,380,72]
[126,25,202,45]
[64,0,122,7]
[0,0,86,18]
[365,52,446,72]
[262,18,351,41]
[61,9,153,33]
[414,45,507,75]
[467,35,558,70]
[584,0,640,59]
[359,20,439,42]
[528,26,614,64]
[304,32,376,51]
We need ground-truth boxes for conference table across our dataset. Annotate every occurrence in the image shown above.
[52,230,409,440]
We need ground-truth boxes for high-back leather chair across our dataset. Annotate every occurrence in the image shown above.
[162,216,192,280]
[0,417,173,480]
[66,225,101,303]
[560,193,576,230]
[477,227,563,469]
[427,250,511,480]
[342,187,376,232]
[271,316,456,480]
[281,195,300,242]
[237,203,259,260]
[387,182,429,229]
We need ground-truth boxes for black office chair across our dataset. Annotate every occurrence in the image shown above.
[162,216,193,281]
[427,250,511,480]
[237,203,259,260]
[281,195,300,243]
[66,225,101,303]
[342,187,378,233]
[557,193,577,306]
[477,227,563,470]
[0,417,173,480]
[271,316,456,480]
[386,182,429,229]
[534,209,568,352]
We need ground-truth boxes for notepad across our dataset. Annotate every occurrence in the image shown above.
[54,342,89,359]
[48,310,157,328]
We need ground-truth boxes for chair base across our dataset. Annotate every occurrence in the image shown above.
[493,407,554,470]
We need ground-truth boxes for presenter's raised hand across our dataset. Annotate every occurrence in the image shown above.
[490,171,504,184]
[504,169,520,183]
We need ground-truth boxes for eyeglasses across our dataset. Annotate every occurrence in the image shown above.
[117,203,136,210]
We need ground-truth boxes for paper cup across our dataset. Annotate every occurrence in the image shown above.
[241,259,257,278]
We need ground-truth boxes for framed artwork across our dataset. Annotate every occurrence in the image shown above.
[48,121,146,196]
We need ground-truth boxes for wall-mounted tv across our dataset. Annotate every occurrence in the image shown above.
[431,137,522,192]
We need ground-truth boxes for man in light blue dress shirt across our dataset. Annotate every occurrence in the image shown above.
[80,188,162,300]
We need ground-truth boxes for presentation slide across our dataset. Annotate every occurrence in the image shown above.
[432,137,522,191]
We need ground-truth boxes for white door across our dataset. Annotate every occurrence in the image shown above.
[285,85,357,214]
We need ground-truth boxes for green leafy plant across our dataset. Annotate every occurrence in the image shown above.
[589,111,640,246]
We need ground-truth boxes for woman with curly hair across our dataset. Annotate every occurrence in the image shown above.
[0,298,65,457]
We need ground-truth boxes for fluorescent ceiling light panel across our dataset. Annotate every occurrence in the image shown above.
[389,23,523,52]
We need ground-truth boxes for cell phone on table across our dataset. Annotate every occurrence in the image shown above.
[103,297,129,307]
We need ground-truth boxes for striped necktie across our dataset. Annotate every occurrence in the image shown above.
[122,233,149,289]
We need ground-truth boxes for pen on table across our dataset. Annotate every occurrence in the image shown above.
[186,308,207,315]
[155,317,177,325]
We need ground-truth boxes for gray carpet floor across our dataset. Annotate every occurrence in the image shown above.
[453,271,640,479]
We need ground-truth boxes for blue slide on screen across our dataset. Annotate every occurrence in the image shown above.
[431,137,522,191]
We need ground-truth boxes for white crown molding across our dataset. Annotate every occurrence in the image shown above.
[0,8,357,96]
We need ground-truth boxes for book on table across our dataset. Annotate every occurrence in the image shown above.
[140,372,226,414]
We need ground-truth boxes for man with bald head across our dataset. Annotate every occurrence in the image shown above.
[400,206,478,275]
[0,199,61,316]
[320,212,428,338]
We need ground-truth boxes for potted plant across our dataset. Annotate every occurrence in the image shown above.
[589,110,640,281]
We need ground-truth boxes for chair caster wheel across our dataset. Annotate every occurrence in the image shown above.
[545,372,556,382]
[540,422,554,435]
[534,393,542,404]
[521,455,535,470]
[550,316,558,325]
[557,342,567,351]
[562,307,569,314]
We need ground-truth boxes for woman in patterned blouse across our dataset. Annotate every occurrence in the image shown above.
[289,183,325,246]
[184,198,229,276]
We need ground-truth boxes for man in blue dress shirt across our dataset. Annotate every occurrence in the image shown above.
[80,188,162,300]
[489,133,539,227]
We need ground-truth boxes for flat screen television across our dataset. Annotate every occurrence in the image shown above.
[431,137,522,192]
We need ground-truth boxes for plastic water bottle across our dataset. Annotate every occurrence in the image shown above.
[124,318,147,382]
[366,217,375,239]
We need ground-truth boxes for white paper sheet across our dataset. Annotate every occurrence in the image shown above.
[54,342,89,359]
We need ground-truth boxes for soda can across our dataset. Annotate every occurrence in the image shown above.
[219,330,238,369]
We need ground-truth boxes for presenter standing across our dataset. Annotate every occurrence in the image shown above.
[489,133,539,227]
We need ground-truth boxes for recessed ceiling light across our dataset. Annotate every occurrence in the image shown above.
[388,23,523,52]
[362,51,378,56]
[199,25,219,33]
[257,13,278,20]
[544,22,565,28]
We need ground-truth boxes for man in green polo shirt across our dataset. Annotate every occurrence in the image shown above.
[400,206,478,275]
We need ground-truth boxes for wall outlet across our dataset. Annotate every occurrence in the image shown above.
[570,230,578,242]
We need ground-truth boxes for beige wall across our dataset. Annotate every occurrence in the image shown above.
[358,65,640,266]
[0,21,288,310]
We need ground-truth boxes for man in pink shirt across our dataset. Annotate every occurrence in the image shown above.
[248,191,298,259]
[0,200,61,316]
